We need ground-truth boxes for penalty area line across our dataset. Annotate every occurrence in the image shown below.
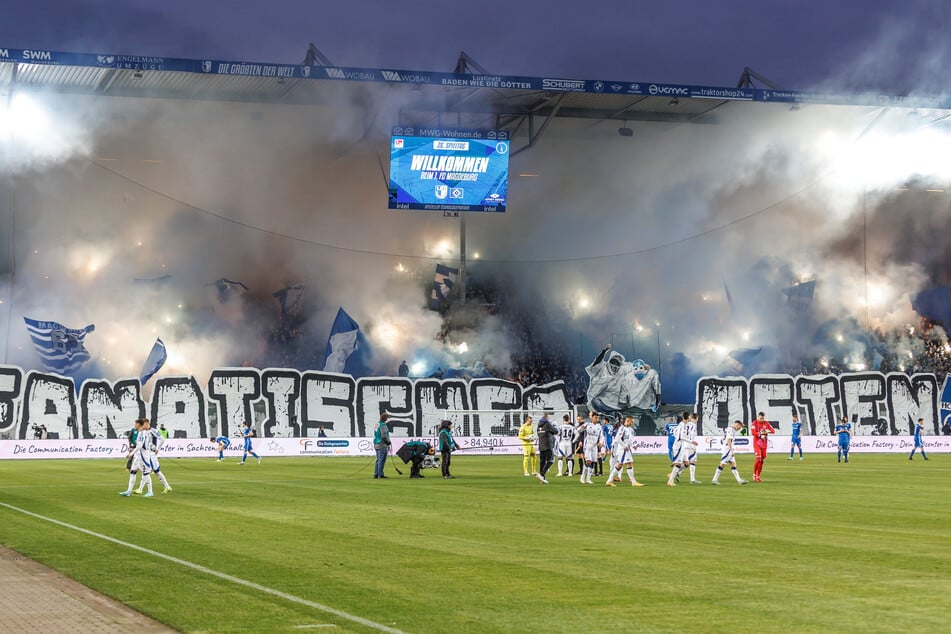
[0,501,405,634]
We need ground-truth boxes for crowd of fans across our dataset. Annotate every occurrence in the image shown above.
[238,271,951,407]
[778,320,951,385]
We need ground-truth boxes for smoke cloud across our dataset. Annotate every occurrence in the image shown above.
[1,71,949,402]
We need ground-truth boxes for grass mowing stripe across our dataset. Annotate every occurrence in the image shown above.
[0,501,405,634]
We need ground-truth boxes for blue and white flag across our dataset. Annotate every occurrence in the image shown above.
[139,338,167,385]
[273,282,305,319]
[322,307,370,376]
[23,317,95,374]
[430,264,459,309]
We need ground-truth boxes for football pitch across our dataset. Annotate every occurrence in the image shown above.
[0,453,948,633]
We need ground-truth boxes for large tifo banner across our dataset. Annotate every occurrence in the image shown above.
[2,434,950,460]
[1,364,948,443]
[696,372,951,436]
[0,364,573,441]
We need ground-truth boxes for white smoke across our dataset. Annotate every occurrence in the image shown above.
[0,70,948,401]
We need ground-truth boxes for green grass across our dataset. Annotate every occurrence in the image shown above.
[1,453,949,633]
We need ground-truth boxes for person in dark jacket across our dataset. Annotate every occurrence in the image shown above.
[399,440,431,478]
[438,420,457,479]
[536,409,559,484]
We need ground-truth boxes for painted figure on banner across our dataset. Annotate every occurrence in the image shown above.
[585,345,661,431]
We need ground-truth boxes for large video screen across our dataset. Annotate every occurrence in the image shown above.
[388,128,509,212]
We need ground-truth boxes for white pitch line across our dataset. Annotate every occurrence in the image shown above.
[0,501,405,634]
[294,625,337,629]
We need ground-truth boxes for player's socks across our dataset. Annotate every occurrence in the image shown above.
[689,464,697,481]
[712,466,722,483]
[218,450,224,460]
[732,467,745,483]
[127,473,137,493]
[626,467,643,486]
[143,474,153,496]
[156,471,171,490]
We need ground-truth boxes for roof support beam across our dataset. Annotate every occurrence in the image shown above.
[511,92,565,156]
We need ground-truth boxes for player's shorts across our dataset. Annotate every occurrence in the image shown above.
[914,439,924,448]
[791,437,802,447]
[130,452,156,475]
[672,441,694,464]
[521,444,537,456]
[582,445,600,463]
[612,445,632,465]
[219,439,232,449]
[719,449,735,465]
[838,439,850,448]
[754,440,768,458]
[557,440,574,458]
[243,439,253,451]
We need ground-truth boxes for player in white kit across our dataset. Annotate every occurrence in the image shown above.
[134,419,172,494]
[711,420,749,485]
[685,413,701,484]
[666,414,700,486]
[556,414,578,476]
[605,416,645,487]
[120,419,155,497]
[579,414,604,484]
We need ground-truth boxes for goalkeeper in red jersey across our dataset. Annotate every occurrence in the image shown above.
[750,412,775,482]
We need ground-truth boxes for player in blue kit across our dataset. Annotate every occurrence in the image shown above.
[597,416,614,477]
[210,435,231,461]
[665,416,680,462]
[909,418,929,460]
[834,416,852,463]
[239,421,262,464]
[788,412,804,460]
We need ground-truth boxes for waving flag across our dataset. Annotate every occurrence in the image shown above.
[139,338,167,385]
[23,317,95,374]
[214,278,248,303]
[430,264,459,309]
[273,282,305,319]
[323,307,370,376]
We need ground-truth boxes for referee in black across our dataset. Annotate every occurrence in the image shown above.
[536,409,559,484]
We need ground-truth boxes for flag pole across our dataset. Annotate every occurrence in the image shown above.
[459,212,467,303]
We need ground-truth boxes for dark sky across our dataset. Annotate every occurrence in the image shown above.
[2,0,950,93]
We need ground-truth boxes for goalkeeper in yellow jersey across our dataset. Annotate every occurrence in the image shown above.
[518,415,539,477]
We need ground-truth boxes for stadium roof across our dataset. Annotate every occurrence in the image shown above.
[3,45,950,148]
